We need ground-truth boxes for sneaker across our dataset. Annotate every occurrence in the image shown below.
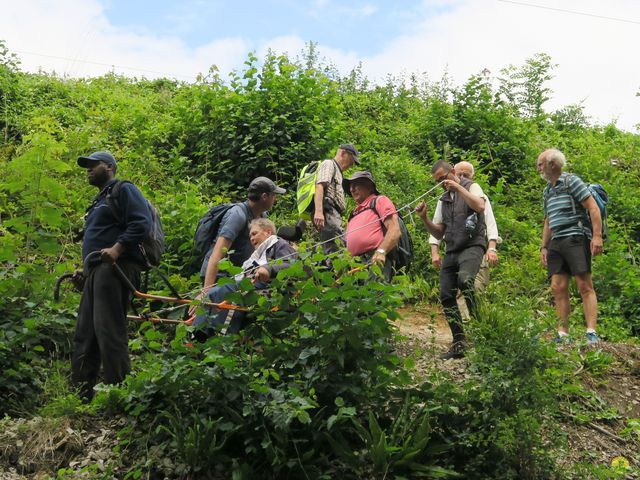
[553,335,571,344]
[439,342,466,360]
[586,331,600,345]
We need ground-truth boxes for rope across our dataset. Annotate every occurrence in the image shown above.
[233,181,445,280]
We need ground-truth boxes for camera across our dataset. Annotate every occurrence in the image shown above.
[465,213,478,237]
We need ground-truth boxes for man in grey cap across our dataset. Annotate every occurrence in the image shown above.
[71,150,152,400]
[313,144,360,256]
[199,176,286,296]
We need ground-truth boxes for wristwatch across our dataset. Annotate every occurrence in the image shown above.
[375,248,386,255]
[488,247,498,253]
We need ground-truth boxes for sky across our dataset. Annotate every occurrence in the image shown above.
[1,0,639,131]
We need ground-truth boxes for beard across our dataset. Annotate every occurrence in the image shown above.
[88,170,110,186]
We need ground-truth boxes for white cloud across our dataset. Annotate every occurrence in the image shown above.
[357,0,640,131]
[341,4,378,16]
[1,0,245,80]
[1,0,638,131]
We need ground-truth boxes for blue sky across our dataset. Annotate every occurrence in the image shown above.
[2,0,639,130]
[102,0,428,57]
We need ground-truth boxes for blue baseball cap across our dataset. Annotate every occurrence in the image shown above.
[339,143,360,164]
[77,151,117,168]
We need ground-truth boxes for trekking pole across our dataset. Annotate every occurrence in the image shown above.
[127,315,190,325]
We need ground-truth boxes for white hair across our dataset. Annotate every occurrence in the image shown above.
[454,161,475,179]
[249,218,276,235]
[542,148,566,169]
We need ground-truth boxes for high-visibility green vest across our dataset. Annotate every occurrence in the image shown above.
[296,160,321,218]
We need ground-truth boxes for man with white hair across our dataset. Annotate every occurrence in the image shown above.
[428,161,500,318]
[538,148,603,344]
[194,218,296,337]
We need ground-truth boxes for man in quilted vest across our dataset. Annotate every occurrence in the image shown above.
[416,160,487,359]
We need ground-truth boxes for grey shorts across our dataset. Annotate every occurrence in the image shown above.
[547,235,591,277]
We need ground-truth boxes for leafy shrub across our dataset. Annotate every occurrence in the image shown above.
[440,298,559,479]
[92,253,453,478]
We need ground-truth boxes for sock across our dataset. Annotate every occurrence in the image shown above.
[586,328,596,334]
[558,331,569,337]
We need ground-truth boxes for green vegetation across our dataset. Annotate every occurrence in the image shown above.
[1,40,639,477]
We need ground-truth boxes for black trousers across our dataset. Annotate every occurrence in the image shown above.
[71,261,140,399]
[439,246,484,343]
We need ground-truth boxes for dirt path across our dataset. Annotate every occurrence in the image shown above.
[396,305,452,346]
[395,305,640,474]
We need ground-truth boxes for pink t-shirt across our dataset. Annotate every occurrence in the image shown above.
[346,194,398,256]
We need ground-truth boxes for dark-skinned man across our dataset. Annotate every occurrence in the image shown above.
[71,151,151,400]
[415,160,487,360]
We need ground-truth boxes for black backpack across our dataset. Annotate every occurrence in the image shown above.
[191,203,249,272]
[107,180,165,269]
[348,196,414,273]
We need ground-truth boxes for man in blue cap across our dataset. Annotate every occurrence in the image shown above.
[71,151,151,400]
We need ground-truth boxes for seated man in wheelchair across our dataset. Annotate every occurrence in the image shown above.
[193,218,297,337]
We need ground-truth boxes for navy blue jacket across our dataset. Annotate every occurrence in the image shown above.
[264,238,297,279]
[82,179,151,264]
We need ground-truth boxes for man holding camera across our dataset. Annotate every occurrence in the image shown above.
[415,160,487,359]
[429,161,500,318]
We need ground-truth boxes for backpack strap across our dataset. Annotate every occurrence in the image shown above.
[331,159,340,178]
[564,174,578,215]
[369,196,387,234]
[349,196,388,233]
[106,180,134,227]
[544,174,578,216]
[240,201,252,231]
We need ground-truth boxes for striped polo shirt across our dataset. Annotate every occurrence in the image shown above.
[543,172,592,239]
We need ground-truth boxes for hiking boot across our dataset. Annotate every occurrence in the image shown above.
[586,331,600,345]
[439,342,465,360]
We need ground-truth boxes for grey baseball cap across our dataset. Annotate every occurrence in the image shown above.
[248,176,286,195]
[343,170,379,195]
[77,151,117,168]
[339,143,360,164]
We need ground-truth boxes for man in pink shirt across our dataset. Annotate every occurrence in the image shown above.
[344,171,401,281]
